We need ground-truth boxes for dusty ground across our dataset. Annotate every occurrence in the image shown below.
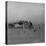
[7,24,45,44]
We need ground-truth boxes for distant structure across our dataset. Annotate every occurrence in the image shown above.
[8,20,33,30]
[8,20,41,32]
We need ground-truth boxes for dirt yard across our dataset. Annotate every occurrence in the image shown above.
[7,24,44,44]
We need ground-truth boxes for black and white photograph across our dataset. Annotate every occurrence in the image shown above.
[6,1,45,45]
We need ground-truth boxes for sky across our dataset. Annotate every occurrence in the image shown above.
[7,2,45,24]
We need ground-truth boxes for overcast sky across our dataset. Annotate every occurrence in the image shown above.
[7,2,45,24]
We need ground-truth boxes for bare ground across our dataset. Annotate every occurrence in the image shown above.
[7,24,45,44]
